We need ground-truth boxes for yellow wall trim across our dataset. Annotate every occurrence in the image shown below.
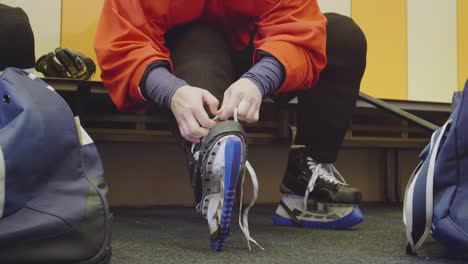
[352,0,408,100]
[61,0,104,81]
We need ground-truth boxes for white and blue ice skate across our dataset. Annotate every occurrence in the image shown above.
[190,113,262,251]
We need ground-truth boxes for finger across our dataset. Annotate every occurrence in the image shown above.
[186,136,200,143]
[181,125,200,143]
[193,105,216,128]
[177,120,196,143]
[236,98,251,121]
[218,90,231,116]
[186,114,209,139]
[220,91,241,120]
[246,103,260,123]
[174,104,203,143]
[202,90,220,116]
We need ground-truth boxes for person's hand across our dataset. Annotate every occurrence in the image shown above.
[171,85,219,143]
[217,78,262,123]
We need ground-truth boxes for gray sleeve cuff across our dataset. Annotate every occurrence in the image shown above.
[143,66,188,109]
[241,55,285,97]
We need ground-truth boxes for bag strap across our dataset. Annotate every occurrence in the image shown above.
[403,120,452,254]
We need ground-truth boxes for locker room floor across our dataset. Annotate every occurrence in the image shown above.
[109,205,465,264]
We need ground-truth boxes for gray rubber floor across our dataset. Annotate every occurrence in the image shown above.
[110,206,465,264]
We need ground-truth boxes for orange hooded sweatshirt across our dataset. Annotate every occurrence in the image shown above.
[94,0,327,112]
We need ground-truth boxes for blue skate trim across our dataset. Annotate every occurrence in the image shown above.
[210,137,242,251]
[272,207,364,230]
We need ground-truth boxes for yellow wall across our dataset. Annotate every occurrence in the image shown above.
[61,0,104,81]
[352,0,408,100]
[459,0,468,90]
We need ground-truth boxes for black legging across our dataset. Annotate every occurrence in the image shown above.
[166,13,367,163]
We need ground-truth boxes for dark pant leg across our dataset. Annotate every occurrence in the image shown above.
[165,22,235,101]
[164,22,236,156]
[294,13,367,163]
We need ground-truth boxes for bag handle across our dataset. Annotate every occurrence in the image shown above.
[403,119,452,254]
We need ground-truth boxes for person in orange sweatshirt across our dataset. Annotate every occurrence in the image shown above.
[95,0,367,251]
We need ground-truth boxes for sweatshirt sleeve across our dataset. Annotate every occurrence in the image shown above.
[242,54,285,97]
[94,0,172,112]
[142,64,188,110]
[254,0,327,94]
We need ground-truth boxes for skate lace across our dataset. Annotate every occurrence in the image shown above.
[192,109,263,250]
[303,158,347,210]
[191,144,200,161]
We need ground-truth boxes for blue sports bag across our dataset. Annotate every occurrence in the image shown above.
[404,80,468,257]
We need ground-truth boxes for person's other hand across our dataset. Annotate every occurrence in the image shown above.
[171,85,219,143]
[217,78,262,123]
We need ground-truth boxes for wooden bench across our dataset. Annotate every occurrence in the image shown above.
[45,77,450,203]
